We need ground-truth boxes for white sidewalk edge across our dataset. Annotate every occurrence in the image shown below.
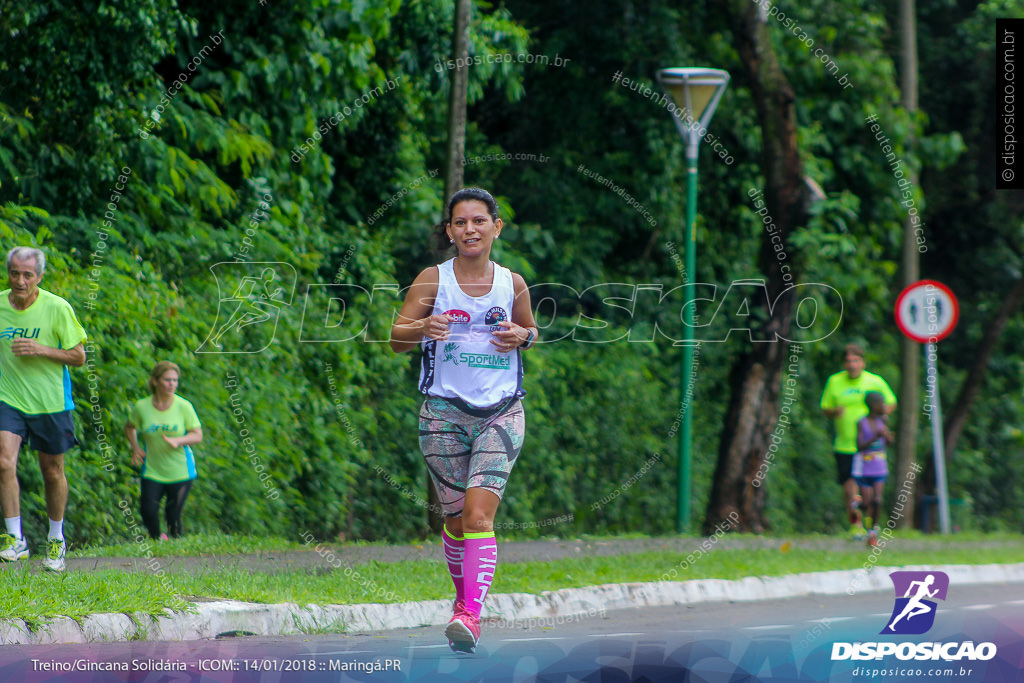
[3,562,1023,645]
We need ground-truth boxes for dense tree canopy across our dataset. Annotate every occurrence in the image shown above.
[0,0,1019,546]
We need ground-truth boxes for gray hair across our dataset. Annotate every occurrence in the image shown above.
[6,247,45,276]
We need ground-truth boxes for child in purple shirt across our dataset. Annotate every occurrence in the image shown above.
[854,391,894,547]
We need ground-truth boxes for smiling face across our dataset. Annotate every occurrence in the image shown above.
[446,199,502,257]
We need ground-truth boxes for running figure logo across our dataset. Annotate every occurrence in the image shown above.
[443,342,460,365]
[881,570,949,635]
[197,262,297,354]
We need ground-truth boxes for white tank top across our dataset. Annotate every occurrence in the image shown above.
[418,258,524,408]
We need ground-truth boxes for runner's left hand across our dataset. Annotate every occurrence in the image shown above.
[490,321,527,353]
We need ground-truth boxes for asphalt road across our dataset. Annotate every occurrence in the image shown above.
[3,582,1021,682]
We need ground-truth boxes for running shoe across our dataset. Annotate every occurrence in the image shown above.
[0,533,28,562]
[42,537,66,572]
[446,599,467,651]
[867,528,880,548]
[848,524,867,540]
[446,607,480,653]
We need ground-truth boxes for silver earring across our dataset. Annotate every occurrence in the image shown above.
[450,238,454,243]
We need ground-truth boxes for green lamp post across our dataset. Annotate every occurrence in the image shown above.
[656,67,730,534]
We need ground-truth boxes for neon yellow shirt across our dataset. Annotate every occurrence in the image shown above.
[0,289,87,414]
[129,395,201,483]
[820,370,896,454]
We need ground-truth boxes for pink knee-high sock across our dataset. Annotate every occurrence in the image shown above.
[463,531,498,617]
[442,527,465,605]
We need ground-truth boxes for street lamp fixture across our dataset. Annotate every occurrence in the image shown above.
[657,68,730,158]
[656,67,729,534]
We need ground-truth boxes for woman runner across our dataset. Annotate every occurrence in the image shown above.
[125,361,203,540]
[390,187,538,653]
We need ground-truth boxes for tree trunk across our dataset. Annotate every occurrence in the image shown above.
[442,0,471,200]
[894,0,920,529]
[705,0,808,533]
[943,274,1024,459]
[429,0,472,536]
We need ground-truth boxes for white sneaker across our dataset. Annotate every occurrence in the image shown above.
[42,537,66,572]
[0,533,28,562]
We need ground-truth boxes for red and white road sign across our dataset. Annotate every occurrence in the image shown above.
[895,280,959,343]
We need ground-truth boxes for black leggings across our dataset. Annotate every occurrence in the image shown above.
[140,478,194,539]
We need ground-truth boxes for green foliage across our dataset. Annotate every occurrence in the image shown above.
[0,0,1018,548]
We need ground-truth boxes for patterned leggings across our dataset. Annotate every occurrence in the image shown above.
[419,396,525,517]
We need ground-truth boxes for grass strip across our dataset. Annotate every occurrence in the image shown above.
[0,563,190,625]
[71,530,1024,559]
[73,532,309,558]
[2,542,1022,623]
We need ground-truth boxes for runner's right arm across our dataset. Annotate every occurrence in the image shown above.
[125,419,146,467]
[390,267,449,353]
[11,339,86,367]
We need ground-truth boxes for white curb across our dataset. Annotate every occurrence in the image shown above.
[2,562,1022,645]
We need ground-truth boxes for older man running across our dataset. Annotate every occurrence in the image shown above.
[0,247,87,572]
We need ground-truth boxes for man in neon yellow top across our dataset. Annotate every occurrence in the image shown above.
[0,247,87,572]
[821,343,896,538]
